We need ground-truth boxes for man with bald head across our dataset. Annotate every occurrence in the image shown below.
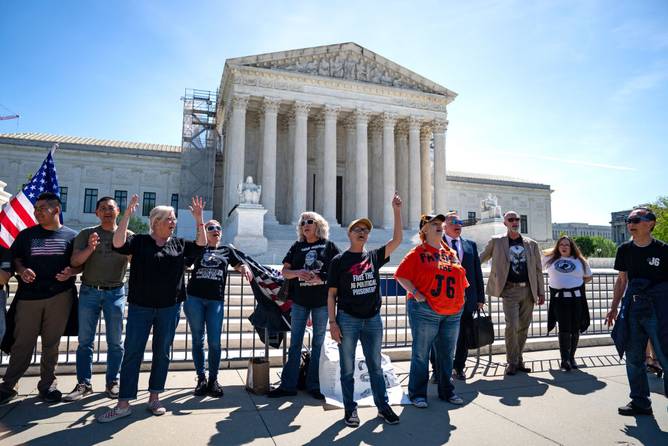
[480,210,545,376]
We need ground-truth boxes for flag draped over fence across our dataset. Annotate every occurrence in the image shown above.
[0,144,60,248]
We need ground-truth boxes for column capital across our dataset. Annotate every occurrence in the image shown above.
[323,104,340,120]
[368,119,383,135]
[395,120,409,135]
[294,100,311,116]
[432,119,449,133]
[408,116,422,131]
[231,94,250,111]
[353,109,370,125]
[381,112,398,128]
[420,125,432,142]
[313,115,325,128]
[262,97,280,114]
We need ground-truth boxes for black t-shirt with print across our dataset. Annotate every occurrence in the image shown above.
[327,246,388,319]
[11,225,77,300]
[614,239,668,284]
[186,245,241,301]
[113,234,204,308]
[283,239,340,308]
[507,236,529,283]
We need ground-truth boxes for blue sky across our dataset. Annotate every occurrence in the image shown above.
[1,0,666,225]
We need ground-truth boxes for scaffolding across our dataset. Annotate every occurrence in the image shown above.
[179,89,218,210]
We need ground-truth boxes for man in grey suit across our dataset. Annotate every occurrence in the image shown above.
[442,212,485,380]
[480,210,545,375]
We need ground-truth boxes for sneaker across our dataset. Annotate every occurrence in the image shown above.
[194,376,208,396]
[97,405,132,423]
[447,394,465,405]
[377,406,400,425]
[38,387,62,403]
[0,387,18,405]
[517,363,532,373]
[105,381,120,399]
[505,364,517,376]
[207,379,224,398]
[63,383,93,402]
[147,400,166,416]
[570,358,580,369]
[618,402,653,416]
[411,397,428,408]
[267,387,297,398]
[344,409,360,427]
[308,389,325,400]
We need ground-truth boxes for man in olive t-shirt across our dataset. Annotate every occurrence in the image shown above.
[64,197,132,401]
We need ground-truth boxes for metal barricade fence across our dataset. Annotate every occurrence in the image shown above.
[0,270,618,368]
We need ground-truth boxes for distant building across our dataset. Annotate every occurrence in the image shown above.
[552,222,612,241]
[610,210,631,245]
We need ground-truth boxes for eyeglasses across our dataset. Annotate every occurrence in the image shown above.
[447,219,464,225]
[506,218,520,222]
[206,225,222,232]
[300,219,315,226]
[351,227,370,234]
[626,216,653,224]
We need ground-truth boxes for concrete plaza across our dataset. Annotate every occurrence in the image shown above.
[0,345,666,445]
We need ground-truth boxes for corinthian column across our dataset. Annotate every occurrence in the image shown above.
[381,112,397,228]
[344,118,356,224]
[322,105,339,223]
[225,94,249,216]
[261,97,279,221]
[408,116,422,228]
[354,109,369,219]
[395,121,409,227]
[420,125,432,214]
[369,119,383,225]
[432,119,448,213]
[291,101,311,223]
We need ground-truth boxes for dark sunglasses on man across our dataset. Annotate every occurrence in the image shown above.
[626,215,655,224]
[447,218,465,225]
[506,217,520,222]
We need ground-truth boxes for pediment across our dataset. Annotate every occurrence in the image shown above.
[226,42,456,98]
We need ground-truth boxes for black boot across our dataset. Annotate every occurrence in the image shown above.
[558,332,572,371]
[569,332,580,369]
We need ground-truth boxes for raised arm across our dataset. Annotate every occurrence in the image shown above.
[189,196,207,247]
[113,194,138,248]
[384,192,403,257]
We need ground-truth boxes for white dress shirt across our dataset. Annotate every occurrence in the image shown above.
[444,234,464,262]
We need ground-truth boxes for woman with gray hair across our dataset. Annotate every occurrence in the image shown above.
[97,194,206,422]
[268,211,340,400]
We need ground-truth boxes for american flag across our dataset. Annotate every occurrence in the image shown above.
[0,144,60,248]
[30,238,68,256]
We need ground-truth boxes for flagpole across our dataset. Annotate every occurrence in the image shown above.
[49,143,59,156]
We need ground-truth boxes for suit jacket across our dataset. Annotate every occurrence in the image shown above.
[443,236,485,313]
[479,233,545,301]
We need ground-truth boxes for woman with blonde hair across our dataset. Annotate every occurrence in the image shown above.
[268,211,340,400]
[543,235,592,371]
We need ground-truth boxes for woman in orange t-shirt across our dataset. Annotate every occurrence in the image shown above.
[395,214,468,408]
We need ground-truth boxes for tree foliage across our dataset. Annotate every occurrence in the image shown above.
[649,196,668,243]
[127,216,149,234]
[573,235,617,258]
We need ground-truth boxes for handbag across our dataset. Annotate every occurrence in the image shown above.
[466,309,495,349]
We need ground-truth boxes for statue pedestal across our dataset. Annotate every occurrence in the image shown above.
[0,180,11,208]
[223,204,268,255]
[462,219,506,253]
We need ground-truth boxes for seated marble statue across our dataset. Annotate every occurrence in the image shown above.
[238,176,262,205]
[480,194,502,219]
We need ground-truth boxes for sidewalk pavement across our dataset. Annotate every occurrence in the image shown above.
[0,345,666,446]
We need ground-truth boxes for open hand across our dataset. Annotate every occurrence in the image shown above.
[605,308,618,327]
[88,232,100,251]
[55,267,74,282]
[125,194,139,217]
[189,196,205,221]
[330,322,343,344]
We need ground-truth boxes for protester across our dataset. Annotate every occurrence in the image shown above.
[184,219,250,397]
[542,235,592,371]
[0,192,79,405]
[268,212,339,400]
[480,210,545,376]
[395,213,469,408]
[97,194,206,422]
[605,208,668,416]
[0,246,12,344]
[64,197,132,401]
[327,193,403,427]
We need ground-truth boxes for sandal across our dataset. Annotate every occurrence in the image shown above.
[646,357,663,378]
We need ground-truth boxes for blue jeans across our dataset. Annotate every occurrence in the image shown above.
[625,298,668,409]
[118,303,179,400]
[279,303,328,392]
[75,284,126,386]
[407,299,462,400]
[337,310,389,412]
[184,295,224,381]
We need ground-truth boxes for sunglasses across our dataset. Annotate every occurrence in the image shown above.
[300,219,315,226]
[206,225,222,232]
[447,219,464,225]
[626,216,653,224]
[506,218,520,222]
[351,227,370,234]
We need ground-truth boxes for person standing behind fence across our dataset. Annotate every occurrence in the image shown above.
[0,246,12,344]
[605,208,668,416]
[542,236,592,371]
[395,214,469,408]
[327,193,403,427]
[0,192,79,405]
[268,212,340,400]
[184,219,250,398]
[480,210,545,376]
[63,197,132,402]
[96,194,206,422]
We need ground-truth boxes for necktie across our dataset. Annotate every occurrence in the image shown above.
[451,238,458,252]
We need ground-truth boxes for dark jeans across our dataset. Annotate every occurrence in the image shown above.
[184,295,224,381]
[118,303,179,401]
[625,298,668,409]
[453,310,474,372]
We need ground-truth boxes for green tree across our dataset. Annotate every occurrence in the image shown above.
[573,235,617,257]
[573,236,594,257]
[649,196,668,243]
[127,216,149,234]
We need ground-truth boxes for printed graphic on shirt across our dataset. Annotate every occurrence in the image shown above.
[509,244,527,276]
[31,238,68,256]
[648,257,660,267]
[201,250,229,268]
[554,259,577,273]
[348,258,377,296]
